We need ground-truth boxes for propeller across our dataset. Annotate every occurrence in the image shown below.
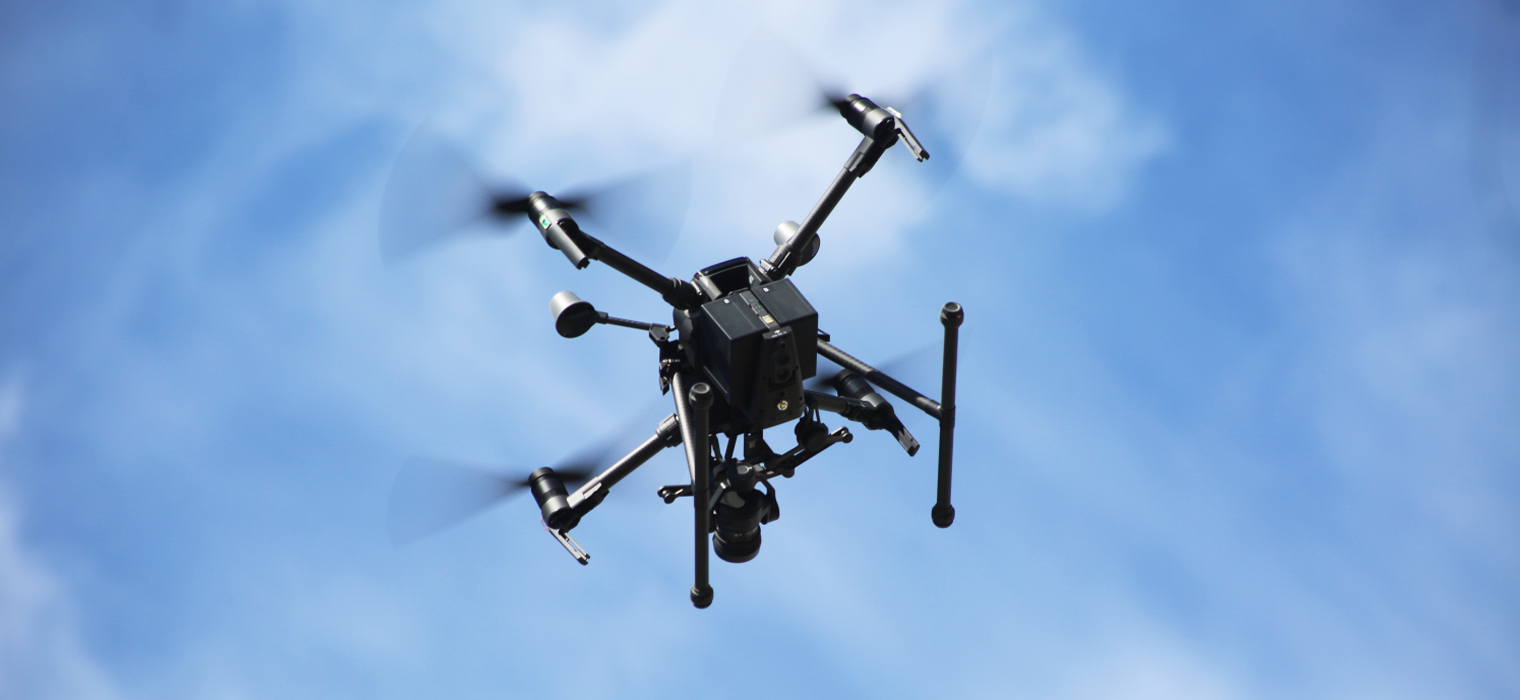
[715,29,995,204]
[806,342,937,392]
[378,122,691,265]
[385,426,631,547]
[819,88,854,118]
[805,355,845,394]
[377,125,495,265]
[806,342,942,434]
[385,456,600,548]
[386,402,673,547]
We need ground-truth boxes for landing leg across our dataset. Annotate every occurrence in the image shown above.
[674,374,714,608]
[933,303,963,528]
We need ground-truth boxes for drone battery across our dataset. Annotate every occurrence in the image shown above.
[678,277,818,430]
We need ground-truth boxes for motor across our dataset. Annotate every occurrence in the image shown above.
[529,467,581,531]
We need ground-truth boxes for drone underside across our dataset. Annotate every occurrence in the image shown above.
[398,93,963,609]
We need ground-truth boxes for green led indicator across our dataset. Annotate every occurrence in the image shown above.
[539,215,551,228]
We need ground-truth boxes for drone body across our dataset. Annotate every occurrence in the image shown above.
[401,94,962,608]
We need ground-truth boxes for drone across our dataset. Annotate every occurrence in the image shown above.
[391,94,963,608]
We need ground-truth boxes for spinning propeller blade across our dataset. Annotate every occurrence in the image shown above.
[806,344,934,390]
[378,125,497,265]
[378,123,690,265]
[386,456,595,548]
[386,402,669,547]
[805,356,845,393]
[717,30,994,203]
[556,160,691,263]
[806,343,941,432]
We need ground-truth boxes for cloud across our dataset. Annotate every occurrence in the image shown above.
[33,1,1507,700]
[1061,629,1246,700]
[961,26,1168,212]
[0,519,121,700]
[0,374,122,700]
[376,0,1165,272]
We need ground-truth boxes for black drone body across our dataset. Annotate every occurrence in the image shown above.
[407,94,962,609]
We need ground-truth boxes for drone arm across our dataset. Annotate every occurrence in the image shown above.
[802,389,858,416]
[762,96,929,278]
[762,134,902,277]
[815,303,964,529]
[532,196,694,308]
[804,389,919,456]
[816,340,943,420]
[565,414,682,517]
[573,232,700,309]
[762,160,858,278]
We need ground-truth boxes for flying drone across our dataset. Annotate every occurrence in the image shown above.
[389,94,962,608]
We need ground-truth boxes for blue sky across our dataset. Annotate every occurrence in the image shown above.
[2,0,1517,698]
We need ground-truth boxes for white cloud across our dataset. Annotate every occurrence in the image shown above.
[373,0,1166,270]
[960,25,1167,212]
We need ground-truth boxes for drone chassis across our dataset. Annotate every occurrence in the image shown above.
[464,94,962,608]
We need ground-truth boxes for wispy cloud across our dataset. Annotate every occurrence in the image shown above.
[0,375,122,700]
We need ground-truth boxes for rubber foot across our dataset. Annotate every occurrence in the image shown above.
[931,503,955,528]
[690,584,713,609]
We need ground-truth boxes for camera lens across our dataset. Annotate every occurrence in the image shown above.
[712,488,766,563]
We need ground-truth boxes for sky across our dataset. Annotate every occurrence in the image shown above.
[1,0,1517,698]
